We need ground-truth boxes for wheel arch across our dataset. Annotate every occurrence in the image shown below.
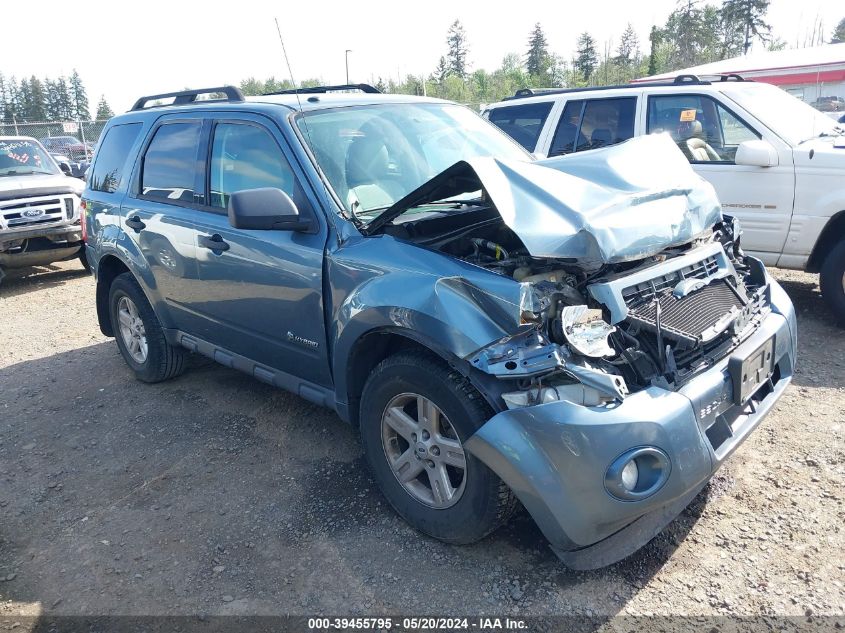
[807,210,845,273]
[341,327,505,427]
[95,254,132,337]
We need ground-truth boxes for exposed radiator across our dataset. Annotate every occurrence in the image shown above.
[626,279,746,345]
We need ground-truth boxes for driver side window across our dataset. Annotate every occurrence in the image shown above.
[209,123,298,210]
[646,94,760,163]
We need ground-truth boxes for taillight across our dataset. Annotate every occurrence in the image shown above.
[80,200,88,242]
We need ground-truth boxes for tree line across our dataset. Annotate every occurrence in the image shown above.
[0,70,114,123]
[243,2,843,108]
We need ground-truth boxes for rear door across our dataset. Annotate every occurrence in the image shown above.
[120,115,205,332]
[188,114,332,388]
[540,95,639,157]
[83,121,145,255]
[645,92,794,261]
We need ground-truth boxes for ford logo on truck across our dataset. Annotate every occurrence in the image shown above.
[22,209,45,218]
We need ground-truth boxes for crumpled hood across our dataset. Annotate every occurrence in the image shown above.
[371,133,723,270]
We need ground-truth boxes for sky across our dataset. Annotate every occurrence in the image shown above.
[1,0,842,114]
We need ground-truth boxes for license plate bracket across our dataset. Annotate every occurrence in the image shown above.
[728,336,775,405]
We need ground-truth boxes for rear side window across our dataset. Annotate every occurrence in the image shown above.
[89,123,142,193]
[488,102,553,151]
[550,97,636,156]
[141,122,202,204]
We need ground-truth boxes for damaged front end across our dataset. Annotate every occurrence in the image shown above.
[469,216,771,408]
[381,135,797,568]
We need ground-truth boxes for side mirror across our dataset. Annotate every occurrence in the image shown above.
[734,140,778,167]
[227,187,313,231]
[58,162,72,176]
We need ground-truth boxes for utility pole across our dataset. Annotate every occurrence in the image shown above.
[345,50,352,84]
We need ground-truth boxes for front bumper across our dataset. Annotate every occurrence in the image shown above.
[0,224,84,268]
[464,279,797,569]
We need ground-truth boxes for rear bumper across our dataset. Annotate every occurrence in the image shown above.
[464,279,797,568]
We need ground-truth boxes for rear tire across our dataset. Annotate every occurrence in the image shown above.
[359,350,516,544]
[819,241,845,327]
[108,272,186,382]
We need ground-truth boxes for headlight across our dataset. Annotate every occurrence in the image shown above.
[555,305,616,358]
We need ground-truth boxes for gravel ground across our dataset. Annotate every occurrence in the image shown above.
[0,262,842,620]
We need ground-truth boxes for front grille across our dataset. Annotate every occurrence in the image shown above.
[627,279,746,344]
[0,195,71,228]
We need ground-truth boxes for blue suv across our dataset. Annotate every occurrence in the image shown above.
[83,85,796,569]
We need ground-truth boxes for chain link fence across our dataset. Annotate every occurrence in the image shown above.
[0,119,109,159]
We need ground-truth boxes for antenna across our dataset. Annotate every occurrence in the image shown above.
[273,18,358,224]
[275,18,305,113]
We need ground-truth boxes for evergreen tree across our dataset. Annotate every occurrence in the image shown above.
[95,95,114,120]
[44,78,59,120]
[525,23,550,77]
[721,0,771,54]
[17,78,34,121]
[446,20,469,79]
[0,73,8,122]
[28,76,47,121]
[647,26,662,76]
[574,32,599,81]
[69,69,90,120]
[433,56,450,83]
[374,77,387,93]
[6,76,19,121]
[55,76,74,120]
[831,17,845,43]
[615,23,640,67]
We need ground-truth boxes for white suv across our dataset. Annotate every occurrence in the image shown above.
[484,75,845,324]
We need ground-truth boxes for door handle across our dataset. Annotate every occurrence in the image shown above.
[125,216,146,232]
[198,233,230,253]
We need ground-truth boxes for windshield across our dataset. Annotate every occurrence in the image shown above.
[295,103,529,218]
[0,139,59,176]
[722,83,841,145]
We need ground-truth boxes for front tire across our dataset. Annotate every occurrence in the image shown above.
[78,247,91,272]
[820,241,845,327]
[360,351,515,544]
[108,272,186,382]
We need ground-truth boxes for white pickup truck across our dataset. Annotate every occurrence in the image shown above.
[484,76,845,324]
[0,136,86,282]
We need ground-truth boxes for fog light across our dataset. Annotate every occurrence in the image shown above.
[605,447,671,501]
[620,459,639,491]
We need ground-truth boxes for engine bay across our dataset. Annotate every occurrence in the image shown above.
[386,207,769,401]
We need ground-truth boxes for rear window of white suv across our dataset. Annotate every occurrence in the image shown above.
[487,102,553,151]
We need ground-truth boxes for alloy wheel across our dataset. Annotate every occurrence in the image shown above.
[380,392,467,509]
[117,296,148,363]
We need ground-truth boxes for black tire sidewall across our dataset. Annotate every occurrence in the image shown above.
[820,241,845,325]
[360,354,504,544]
[108,274,167,382]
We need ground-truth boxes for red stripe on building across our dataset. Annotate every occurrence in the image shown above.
[753,69,845,86]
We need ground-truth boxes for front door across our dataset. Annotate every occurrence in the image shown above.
[645,93,794,263]
[189,116,331,387]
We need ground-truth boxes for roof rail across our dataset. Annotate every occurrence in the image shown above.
[502,73,749,102]
[131,86,244,111]
[264,83,381,96]
[673,74,701,84]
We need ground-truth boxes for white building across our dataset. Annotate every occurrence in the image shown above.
[634,43,845,104]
